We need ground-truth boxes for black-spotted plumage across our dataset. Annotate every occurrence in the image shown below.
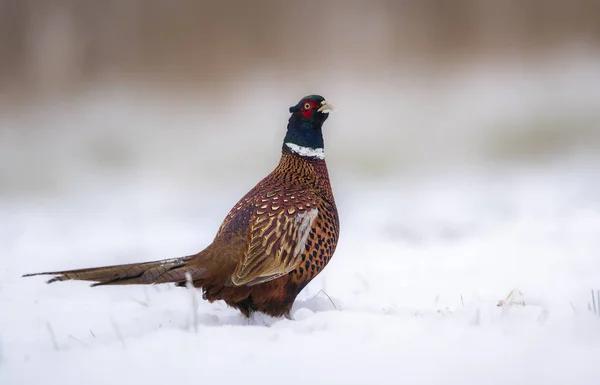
[23,95,340,319]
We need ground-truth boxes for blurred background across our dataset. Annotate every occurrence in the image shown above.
[0,0,600,195]
[1,0,600,247]
[1,0,600,199]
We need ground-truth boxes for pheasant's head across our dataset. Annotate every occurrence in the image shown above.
[283,95,336,159]
[288,95,336,125]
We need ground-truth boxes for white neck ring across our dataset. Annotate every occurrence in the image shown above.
[285,143,325,159]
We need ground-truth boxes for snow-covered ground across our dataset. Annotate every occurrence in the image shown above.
[2,56,600,384]
[2,157,600,385]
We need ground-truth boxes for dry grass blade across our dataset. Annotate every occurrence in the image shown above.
[186,272,198,333]
[131,299,149,307]
[46,321,59,352]
[110,317,126,348]
[315,289,338,311]
[68,334,89,348]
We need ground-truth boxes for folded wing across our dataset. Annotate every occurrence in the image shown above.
[230,191,319,286]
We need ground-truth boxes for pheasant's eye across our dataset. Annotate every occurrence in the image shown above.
[303,102,312,110]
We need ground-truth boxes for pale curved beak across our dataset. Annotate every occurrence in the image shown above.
[317,100,336,113]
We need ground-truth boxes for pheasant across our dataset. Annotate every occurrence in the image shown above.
[24,95,340,319]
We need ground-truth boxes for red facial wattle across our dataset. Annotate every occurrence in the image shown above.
[301,100,321,118]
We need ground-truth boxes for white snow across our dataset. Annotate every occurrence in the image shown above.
[2,159,600,385]
[2,55,600,385]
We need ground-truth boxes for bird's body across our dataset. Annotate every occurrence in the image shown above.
[24,95,339,319]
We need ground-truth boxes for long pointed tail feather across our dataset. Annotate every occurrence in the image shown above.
[22,256,206,287]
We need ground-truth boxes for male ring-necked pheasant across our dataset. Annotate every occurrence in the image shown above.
[24,95,340,319]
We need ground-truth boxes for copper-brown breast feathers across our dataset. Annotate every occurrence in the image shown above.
[230,188,319,286]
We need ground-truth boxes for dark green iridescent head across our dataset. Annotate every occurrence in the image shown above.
[283,95,335,155]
